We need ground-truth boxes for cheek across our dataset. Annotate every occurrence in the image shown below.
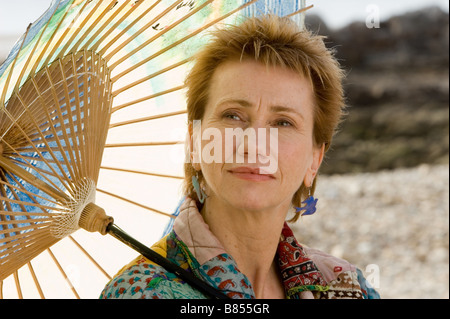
[278,141,311,180]
[199,162,227,197]
[199,127,229,164]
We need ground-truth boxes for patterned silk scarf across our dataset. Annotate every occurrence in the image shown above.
[277,223,329,298]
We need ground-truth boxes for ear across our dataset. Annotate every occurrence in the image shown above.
[188,121,202,171]
[304,143,325,187]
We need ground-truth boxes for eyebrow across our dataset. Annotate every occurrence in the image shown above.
[217,98,305,120]
[217,98,252,108]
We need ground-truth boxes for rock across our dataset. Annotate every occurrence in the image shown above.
[304,7,449,175]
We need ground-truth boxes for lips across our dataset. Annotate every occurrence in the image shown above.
[228,166,275,181]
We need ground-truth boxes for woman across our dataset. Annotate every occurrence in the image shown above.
[100,14,380,299]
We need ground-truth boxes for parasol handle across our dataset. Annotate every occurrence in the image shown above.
[78,202,113,235]
[79,203,230,299]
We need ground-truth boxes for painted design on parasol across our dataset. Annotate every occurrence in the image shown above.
[0,0,312,298]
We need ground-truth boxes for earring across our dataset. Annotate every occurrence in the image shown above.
[295,188,318,216]
[192,172,207,203]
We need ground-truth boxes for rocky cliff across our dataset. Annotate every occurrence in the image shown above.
[306,6,449,174]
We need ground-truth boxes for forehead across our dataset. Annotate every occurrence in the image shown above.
[206,59,314,111]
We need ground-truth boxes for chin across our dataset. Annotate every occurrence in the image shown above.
[226,191,274,212]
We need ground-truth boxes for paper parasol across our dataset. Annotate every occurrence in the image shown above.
[0,0,310,298]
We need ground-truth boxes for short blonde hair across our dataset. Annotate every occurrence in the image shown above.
[184,14,346,222]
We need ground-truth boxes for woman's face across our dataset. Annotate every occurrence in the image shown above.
[191,59,324,213]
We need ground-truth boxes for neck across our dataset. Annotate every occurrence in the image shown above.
[201,196,288,298]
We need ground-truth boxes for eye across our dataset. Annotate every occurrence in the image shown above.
[222,111,242,121]
[274,119,294,127]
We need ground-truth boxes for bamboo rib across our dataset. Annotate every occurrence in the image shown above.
[0,169,43,224]
[20,55,83,112]
[108,0,211,70]
[2,132,71,198]
[44,1,97,67]
[0,217,53,226]
[11,85,76,193]
[82,52,94,181]
[83,0,143,52]
[0,170,16,224]
[0,158,54,278]
[2,244,57,287]
[92,53,112,184]
[8,156,69,183]
[91,52,111,184]
[96,0,162,54]
[95,60,112,182]
[55,58,82,183]
[100,166,184,180]
[12,3,59,95]
[109,110,187,129]
[43,65,79,187]
[28,1,77,77]
[111,57,192,97]
[96,188,175,219]
[84,52,96,180]
[13,271,23,299]
[70,52,89,180]
[27,262,45,299]
[0,227,57,258]
[1,141,70,201]
[86,52,97,182]
[68,235,111,280]
[47,247,80,299]
[284,4,314,18]
[17,55,68,110]
[58,54,104,183]
[0,223,49,237]
[0,198,65,213]
[8,52,110,196]
[0,227,56,255]
[69,1,123,54]
[0,234,60,281]
[111,0,259,82]
[7,169,47,203]
[0,25,30,106]
[0,155,69,203]
[0,174,17,260]
[0,210,58,218]
[111,85,185,114]
[104,141,183,148]
[104,0,184,62]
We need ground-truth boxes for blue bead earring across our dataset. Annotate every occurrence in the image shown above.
[295,188,318,216]
[192,172,207,203]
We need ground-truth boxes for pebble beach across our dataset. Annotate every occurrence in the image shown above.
[292,164,449,299]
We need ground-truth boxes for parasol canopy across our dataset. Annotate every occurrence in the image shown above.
[0,0,310,298]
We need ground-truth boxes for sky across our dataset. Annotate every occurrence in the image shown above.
[0,0,449,57]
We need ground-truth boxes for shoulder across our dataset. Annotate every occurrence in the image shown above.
[100,260,164,299]
[100,260,205,299]
[303,246,356,282]
[303,246,380,299]
[100,234,206,299]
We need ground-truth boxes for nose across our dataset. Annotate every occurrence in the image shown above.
[235,127,276,165]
